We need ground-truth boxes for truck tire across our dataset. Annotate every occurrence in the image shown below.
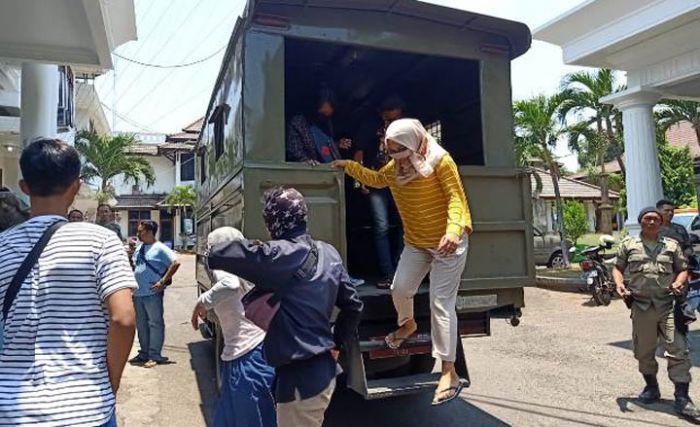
[214,324,224,393]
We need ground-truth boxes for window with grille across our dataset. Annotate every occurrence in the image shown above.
[180,153,195,182]
[128,210,151,237]
[425,121,442,145]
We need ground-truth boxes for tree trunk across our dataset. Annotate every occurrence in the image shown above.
[605,115,626,178]
[598,146,613,234]
[549,164,570,268]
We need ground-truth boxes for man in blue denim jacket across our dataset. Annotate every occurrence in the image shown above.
[208,187,362,427]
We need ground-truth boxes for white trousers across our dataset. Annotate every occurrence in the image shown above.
[391,237,468,362]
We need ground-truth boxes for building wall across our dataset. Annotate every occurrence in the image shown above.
[112,155,175,195]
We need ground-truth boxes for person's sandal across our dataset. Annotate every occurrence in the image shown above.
[143,360,157,369]
[385,331,415,350]
[431,382,464,406]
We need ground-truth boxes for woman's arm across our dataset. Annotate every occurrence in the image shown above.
[334,160,393,189]
[436,155,472,237]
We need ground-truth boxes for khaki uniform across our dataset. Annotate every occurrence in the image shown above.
[616,236,690,383]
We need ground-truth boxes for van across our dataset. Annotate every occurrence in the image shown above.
[195,0,534,399]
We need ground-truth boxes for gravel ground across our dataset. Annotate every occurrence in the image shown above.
[117,255,700,426]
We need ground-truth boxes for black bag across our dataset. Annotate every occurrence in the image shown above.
[1,220,66,351]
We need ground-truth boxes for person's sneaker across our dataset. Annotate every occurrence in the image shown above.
[143,360,157,369]
[128,354,148,365]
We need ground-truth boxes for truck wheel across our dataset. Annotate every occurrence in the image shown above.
[409,354,436,375]
[214,324,224,393]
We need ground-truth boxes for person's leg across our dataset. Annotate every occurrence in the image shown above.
[660,307,699,417]
[276,379,336,427]
[132,296,150,361]
[247,345,277,427]
[233,345,277,427]
[101,409,117,427]
[143,293,166,362]
[428,237,468,403]
[368,189,393,280]
[388,244,432,345]
[631,304,661,403]
[213,360,235,427]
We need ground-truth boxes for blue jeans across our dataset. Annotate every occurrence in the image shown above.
[369,189,402,278]
[102,410,116,427]
[133,293,165,361]
[215,345,276,427]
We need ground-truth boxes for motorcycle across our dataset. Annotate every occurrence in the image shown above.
[573,235,616,306]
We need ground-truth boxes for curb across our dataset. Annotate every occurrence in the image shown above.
[536,275,585,293]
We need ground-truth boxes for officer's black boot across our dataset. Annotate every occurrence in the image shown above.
[674,383,700,419]
[638,375,660,404]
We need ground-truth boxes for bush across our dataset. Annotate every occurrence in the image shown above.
[563,200,589,244]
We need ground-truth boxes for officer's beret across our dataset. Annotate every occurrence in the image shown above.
[637,206,662,224]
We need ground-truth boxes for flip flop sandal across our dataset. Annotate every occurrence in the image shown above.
[431,382,464,406]
[385,332,411,350]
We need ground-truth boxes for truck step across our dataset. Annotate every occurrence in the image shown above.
[359,334,432,352]
[364,373,470,400]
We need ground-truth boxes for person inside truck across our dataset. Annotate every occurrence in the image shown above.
[332,118,472,406]
[208,187,363,427]
[285,85,352,165]
[192,227,275,427]
[352,95,406,288]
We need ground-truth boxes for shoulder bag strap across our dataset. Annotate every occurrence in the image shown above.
[3,220,66,322]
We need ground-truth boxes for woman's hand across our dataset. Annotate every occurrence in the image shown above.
[331,160,348,169]
[437,233,461,256]
[191,303,207,330]
[338,138,352,150]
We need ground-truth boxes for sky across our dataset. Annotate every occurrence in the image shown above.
[95,0,591,169]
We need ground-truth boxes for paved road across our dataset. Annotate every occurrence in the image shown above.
[118,255,700,426]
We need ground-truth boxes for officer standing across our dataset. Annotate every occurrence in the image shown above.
[657,199,694,257]
[613,207,700,419]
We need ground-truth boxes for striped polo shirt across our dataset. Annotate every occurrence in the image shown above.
[0,215,137,426]
[346,154,472,249]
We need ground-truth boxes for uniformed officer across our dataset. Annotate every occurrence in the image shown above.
[0,186,29,232]
[613,207,700,418]
[657,199,694,257]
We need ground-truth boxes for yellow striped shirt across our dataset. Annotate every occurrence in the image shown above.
[346,154,472,249]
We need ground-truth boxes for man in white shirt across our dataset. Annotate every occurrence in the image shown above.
[191,227,275,427]
[0,138,136,427]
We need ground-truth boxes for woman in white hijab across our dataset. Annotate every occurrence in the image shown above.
[191,227,276,427]
[333,118,473,405]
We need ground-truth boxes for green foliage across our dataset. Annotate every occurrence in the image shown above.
[165,185,197,210]
[563,200,589,244]
[75,131,155,193]
[658,142,695,207]
[656,99,700,142]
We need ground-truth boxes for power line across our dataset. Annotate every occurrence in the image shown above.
[101,102,157,133]
[112,45,226,68]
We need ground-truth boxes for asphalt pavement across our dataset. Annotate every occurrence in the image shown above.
[117,254,700,426]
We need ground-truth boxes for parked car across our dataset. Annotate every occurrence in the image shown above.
[672,211,700,251]
[533,227,570,268]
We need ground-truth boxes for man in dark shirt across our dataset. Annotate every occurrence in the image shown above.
[208,187,363,427]
[96,204,125,242]
[353,95,405,288]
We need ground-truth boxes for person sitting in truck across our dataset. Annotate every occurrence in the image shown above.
[332,118,472,406]
[191,226,275,427]
[353,95,406,288]
[208,187,363,427]
[286,86,352,165]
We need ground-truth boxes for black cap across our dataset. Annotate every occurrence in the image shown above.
[637,206,662,224]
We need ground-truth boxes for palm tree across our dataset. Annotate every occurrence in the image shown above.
[656,99,700,146]
[514,94,569,267]
[75,130,155,197]
[165,185,196,249]
[559,68,624,234]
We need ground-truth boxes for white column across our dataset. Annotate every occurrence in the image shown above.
[601,88,663,237]
[20,63,58,146]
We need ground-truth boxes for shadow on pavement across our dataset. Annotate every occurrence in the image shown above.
[323,386,511,427]
[609,330,700,367]
[188,340,218,427]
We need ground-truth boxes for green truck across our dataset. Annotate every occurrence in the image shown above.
[195,0,534,399]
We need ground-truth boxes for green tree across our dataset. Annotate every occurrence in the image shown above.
[658,142,695,207]
[75,131,155,196]
[656,99,700,147]
[563,200,589,244]
[559,69,625,234]
[165,185,197,248]
[514,94,570,266]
